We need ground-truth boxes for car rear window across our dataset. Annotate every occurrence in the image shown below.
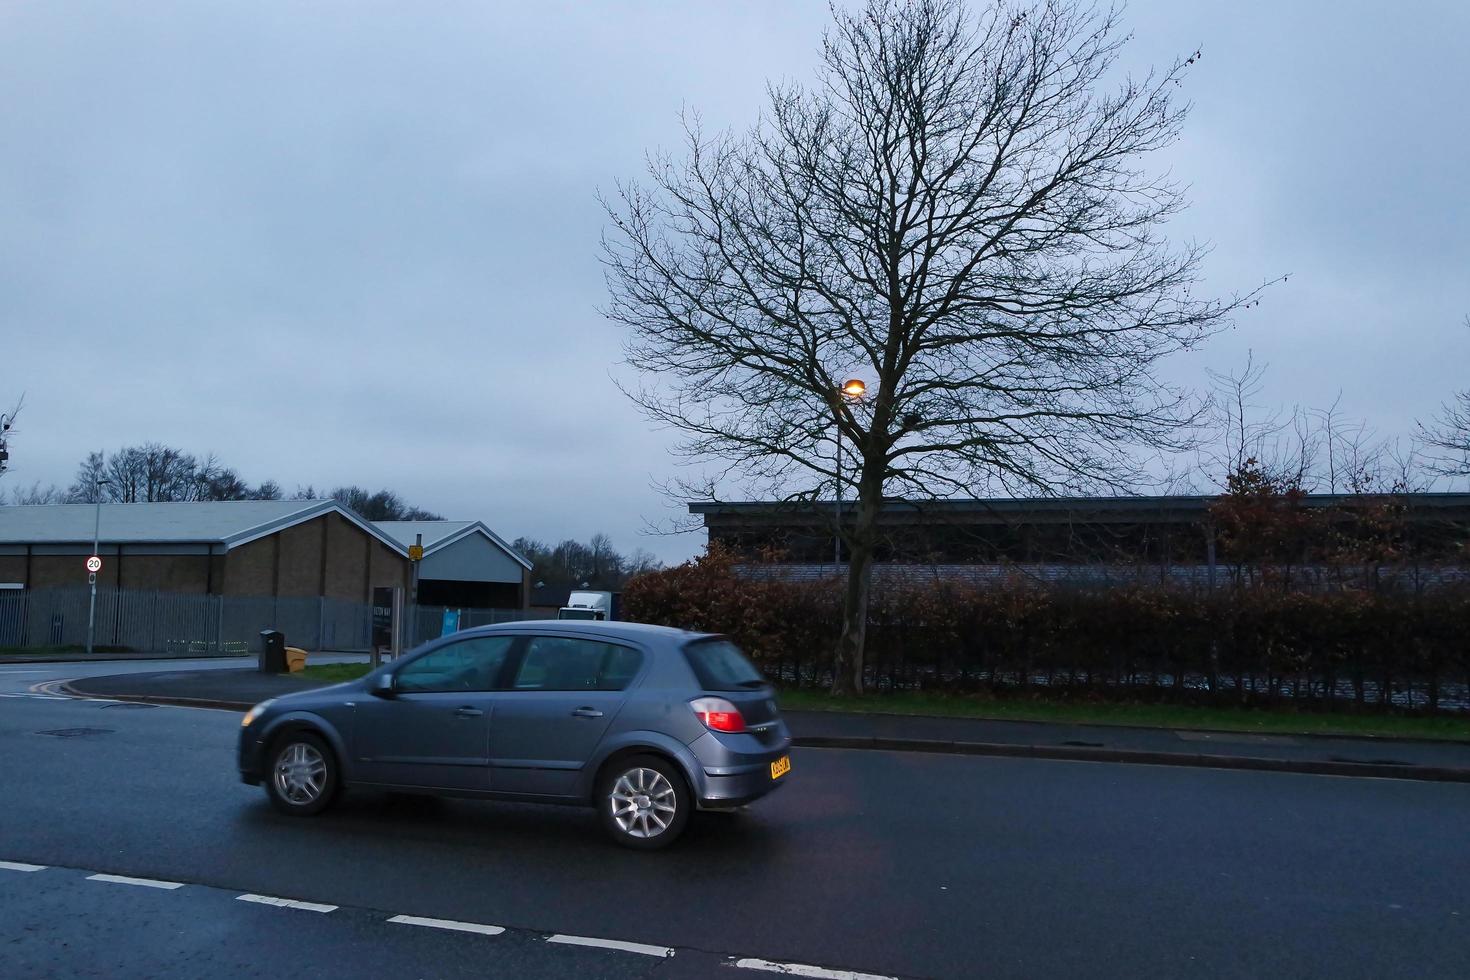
[682,638,765,691]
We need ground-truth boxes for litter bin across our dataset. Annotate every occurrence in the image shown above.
[258,630,287,673]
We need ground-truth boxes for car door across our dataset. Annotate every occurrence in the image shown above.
[352,634,515,792]
[486,635,643,797]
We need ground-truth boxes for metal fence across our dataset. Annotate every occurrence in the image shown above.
[0,587,536,654]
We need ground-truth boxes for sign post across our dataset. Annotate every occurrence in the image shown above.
[85,556,102,654]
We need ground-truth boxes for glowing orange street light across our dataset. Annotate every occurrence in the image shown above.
[841,378,867,399]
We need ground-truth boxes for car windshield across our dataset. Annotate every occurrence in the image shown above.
[683,638,765,691]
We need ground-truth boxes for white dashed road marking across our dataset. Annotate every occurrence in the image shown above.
[237,894,339,913]
[85,873,185,890]
[8,857,903,977]
[547,934,675,957]
[733,958,899,980]
[388,914,506,936]
[0,861,47,872]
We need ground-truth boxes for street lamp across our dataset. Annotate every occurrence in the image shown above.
[835,379,866,566]
[86,478,110,655]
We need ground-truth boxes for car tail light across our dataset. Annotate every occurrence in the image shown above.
[689,696,747,734]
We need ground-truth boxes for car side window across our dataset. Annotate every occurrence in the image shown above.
[512,637,643,692]
[395,636,514,693]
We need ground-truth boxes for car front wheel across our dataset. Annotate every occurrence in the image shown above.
[597,755,690,850]
[264,732,338,816]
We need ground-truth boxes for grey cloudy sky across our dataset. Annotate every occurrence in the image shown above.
[2,1,1467,562]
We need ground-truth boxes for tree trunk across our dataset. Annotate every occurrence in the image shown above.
[832,543,874,695]
[831,479,880,696]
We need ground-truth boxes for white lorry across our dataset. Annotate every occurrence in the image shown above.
[557,590,621,621]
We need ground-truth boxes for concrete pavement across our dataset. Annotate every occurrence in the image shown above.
[1,691,1467,978]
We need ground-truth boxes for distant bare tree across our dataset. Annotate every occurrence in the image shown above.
[10,482,63,505]
[67,451,108,502]
[329,486,443,521]
[604,0,1263,692]
[1420,318,1470,479]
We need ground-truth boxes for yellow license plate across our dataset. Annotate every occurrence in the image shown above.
[770,755,791,780]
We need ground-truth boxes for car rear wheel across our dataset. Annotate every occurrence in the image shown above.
[597,755,690,850]
[264,732,338,817]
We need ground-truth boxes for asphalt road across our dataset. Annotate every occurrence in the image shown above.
[1,670,1467,978]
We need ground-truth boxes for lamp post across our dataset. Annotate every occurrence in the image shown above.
[835,378,866,566]
[85,478,110,655]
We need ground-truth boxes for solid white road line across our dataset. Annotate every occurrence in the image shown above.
[546,934,675,958]
[0,861,47,872]
[85,873,184,890]
[0,693,69,700]
[733,958,898,980]
[237,894,338,913]
[388,914,506,936]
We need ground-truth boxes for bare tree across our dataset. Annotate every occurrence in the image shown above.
[68,451,108,502]
[10,482,63,505]
[604,0,1262,693]
[1420,318,1470,479]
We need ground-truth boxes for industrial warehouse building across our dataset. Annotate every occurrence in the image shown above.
[0,499,411,599]
[691,494,1470,588]
[373,520,532,610]
[0,500,532,651]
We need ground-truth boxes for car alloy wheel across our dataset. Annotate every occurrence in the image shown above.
[273,742,328,806]
[598,754,690,849]
[264,732,338,816]
[609,767,678,839]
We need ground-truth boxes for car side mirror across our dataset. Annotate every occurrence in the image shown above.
[371,673,397,698]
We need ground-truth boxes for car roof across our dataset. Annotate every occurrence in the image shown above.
[462,620,717,644]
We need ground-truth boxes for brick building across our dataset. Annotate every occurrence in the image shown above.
[0,499,410,601]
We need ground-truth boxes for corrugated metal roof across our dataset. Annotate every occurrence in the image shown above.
[0,499,408,555]
[374,520,532,570]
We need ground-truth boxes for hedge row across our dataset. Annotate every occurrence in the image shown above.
[624,548,1470,712]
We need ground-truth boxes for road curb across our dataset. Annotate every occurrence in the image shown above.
[791,735,1470,783]
[59,682,254,712]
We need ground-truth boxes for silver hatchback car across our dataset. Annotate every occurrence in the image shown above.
[238,621,792,849]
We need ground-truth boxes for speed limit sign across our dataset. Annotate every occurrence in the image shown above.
[85,555,102,573]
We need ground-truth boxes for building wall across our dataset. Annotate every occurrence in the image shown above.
[223,515,410,601]
[117,555,212,593]
[418,534,526,584]
[0,551,26,585]
[224,536,276,597]
[324,513,365,600]
[368,538,409,596]
[2,514,410,601]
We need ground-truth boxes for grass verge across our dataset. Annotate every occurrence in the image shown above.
[775,689,1470,741]
[298,663,373,683]
[292,662,1468,741]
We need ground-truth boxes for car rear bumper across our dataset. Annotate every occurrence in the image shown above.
[688,731,792,808]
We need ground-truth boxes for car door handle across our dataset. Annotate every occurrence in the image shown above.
[455,706,484,718]
[571,707,604,718]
